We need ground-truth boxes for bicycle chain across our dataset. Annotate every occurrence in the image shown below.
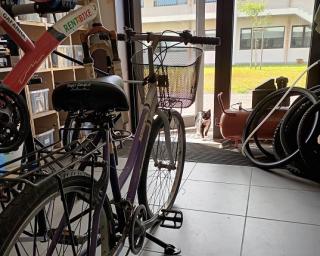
[107,199,148,255]
[108,199,134,255]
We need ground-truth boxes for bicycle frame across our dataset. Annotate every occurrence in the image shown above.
[0,2,100,93]
[101,44,181,255]
[0,2,176,254]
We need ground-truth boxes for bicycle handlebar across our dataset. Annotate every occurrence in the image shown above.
[117,29,221,46]
[11,4,35,15]
[8,0,77,16]
[189,35,219,45]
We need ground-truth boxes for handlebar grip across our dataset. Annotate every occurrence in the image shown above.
[190,36,220,45]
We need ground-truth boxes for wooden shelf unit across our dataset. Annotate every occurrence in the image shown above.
[0,15,85,145]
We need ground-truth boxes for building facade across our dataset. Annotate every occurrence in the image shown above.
[141,0,313,64]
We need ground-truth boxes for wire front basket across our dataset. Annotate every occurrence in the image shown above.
[132,46,203,108]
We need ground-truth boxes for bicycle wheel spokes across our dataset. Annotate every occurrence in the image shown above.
[5,189,95,255]
[139,110,186,218]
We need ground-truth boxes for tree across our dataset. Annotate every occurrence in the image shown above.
[238,0,268,69]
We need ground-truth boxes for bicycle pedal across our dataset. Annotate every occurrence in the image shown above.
[159,209,183,229]
[48,229,87,246]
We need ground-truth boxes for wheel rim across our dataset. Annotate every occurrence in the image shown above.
[145,113,184,216]
[3,185,107,256]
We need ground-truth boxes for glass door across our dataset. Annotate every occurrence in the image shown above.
[231,0,313,109]
[139,0,215,127]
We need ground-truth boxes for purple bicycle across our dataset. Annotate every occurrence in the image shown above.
[0,28,219,255]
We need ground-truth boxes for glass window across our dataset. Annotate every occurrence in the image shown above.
[263,27,285,49]
[291,25,311,48]
[240,27,285,50]
[240,28,252,50]
[154,0,187,7]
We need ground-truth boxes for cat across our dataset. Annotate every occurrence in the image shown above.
[195,109,211,138]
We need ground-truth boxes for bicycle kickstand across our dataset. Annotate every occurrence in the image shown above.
[145,232,181,255]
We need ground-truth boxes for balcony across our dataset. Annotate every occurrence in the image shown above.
[154,0,187,7]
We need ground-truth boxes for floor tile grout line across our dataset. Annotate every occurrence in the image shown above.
[187,162,252,167]
[250,184,320,193]
[240,167,253,256]
[180,161,198,188]
[173,206,247,218]
[182,160,252,168]
[186,178,320,193]
[246,215,320,227]
[187,178,251,187]
[174,204,320,228]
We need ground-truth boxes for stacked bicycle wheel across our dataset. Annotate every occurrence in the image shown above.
[242,86,320,179]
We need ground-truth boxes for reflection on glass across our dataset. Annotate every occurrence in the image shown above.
[140,0,313,117]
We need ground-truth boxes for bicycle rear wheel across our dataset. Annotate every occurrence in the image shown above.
[138,109,186,218]
[0,170,112,256]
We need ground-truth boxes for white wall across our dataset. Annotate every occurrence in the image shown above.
[234,49,285,64]
[265,0,291,9]
[287,48,310,63]
[290,0,315,13]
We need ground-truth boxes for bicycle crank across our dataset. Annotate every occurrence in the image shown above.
[129,204,147,255]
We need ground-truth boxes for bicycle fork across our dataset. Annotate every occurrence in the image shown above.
[152,110,176,170]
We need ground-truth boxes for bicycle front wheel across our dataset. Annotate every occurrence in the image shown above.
[138,109,186,218]
[0,170,112,256]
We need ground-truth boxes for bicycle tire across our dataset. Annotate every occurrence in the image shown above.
[272,120,307,177]
[0,170,113,256]
[279,100,315,175]
[297,100,320,174]
[279,88,320,156]
[252,117,276,160]
[62,113,82,150]
[242,87,318,168]
[273,120,286,160]
[138,109,186,218]
[278,87,320,175]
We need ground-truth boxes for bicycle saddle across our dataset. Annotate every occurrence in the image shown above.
[52,75,129,112]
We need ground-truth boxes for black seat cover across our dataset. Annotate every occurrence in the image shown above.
[52,75,129,112]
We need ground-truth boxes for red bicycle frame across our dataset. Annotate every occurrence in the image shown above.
[0,3,98,93]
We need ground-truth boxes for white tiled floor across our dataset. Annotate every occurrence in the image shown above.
[15,157,320,255]
[128,159,320,256]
